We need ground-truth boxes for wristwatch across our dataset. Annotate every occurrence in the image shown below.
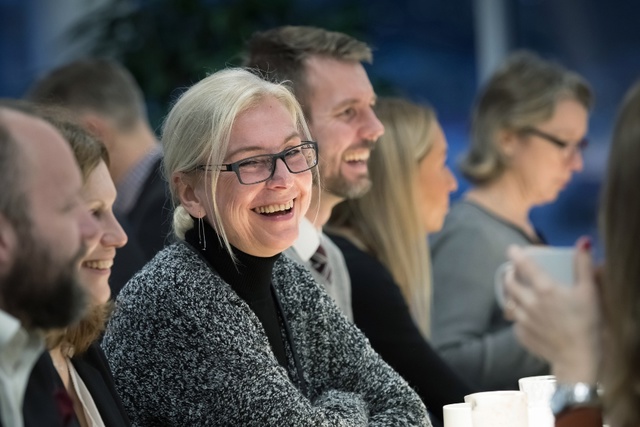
[550,382,601,416]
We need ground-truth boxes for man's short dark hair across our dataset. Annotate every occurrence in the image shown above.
[26,58,147,132]
[243,26,372,116]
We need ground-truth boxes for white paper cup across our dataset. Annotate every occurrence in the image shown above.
[465,390,529,427]
[443,402,472,427]
[519,375,556,427]
[495,246,575,308]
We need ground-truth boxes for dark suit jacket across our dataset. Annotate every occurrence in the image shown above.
[111,158,173,296]
[22,344,130,427]
[72,343,131,426]
[20,352,68,427]
[127,158,173,260]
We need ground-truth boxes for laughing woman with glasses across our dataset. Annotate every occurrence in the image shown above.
[102,68,429,426]
[430,50,594,391]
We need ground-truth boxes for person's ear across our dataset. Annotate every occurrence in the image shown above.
[497,129,520,157]
[172,172,206,218]
[0,214,17,275]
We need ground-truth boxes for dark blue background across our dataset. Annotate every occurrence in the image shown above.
[3,0,639,259]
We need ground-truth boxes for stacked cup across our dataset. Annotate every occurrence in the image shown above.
[519,375,557,427]
[463,391,528,427]
[443,376,558,427]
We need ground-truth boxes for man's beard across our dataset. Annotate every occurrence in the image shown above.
[321,140,376,200]
[323,173,372,200]
[1,231,88,329]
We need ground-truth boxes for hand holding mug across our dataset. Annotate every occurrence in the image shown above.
[503,237,602,384]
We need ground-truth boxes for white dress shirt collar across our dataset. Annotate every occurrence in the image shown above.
[291,217,321,262]
[0,309,45,427]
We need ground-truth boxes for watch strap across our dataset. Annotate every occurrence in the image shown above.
[550,382,601,416]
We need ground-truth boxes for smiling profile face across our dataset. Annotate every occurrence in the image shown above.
[304,56,384,202]
[78,161,127,304]
[198,95,313,257]
[0,109,100,328]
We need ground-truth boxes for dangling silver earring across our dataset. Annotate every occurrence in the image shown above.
[198,212,207,250]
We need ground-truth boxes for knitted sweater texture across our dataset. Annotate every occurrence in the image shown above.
[102,243,430,426]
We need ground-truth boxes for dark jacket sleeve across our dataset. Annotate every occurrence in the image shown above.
[23,352,74,427]
[127,158,173,261]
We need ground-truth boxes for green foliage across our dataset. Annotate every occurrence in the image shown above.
[70,0,368,129]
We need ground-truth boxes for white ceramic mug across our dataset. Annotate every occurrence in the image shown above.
[519,375,557,427]
[443,402,472,427]
[495,246,575,308]
[465,390,529,427]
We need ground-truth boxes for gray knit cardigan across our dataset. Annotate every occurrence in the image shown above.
[102,243,430,426]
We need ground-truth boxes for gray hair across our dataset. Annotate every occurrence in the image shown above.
[162,68,312,256]
[461,50,593,185]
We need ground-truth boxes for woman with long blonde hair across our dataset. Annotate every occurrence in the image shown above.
[327,97,471,426]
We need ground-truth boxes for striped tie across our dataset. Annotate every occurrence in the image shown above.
[310,244,332,282]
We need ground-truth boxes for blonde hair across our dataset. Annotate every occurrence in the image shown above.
[46,303,113,356]
[461,50,593,185]
[328,97,435,338]
[601,79,640,427]
[162,68,312,256]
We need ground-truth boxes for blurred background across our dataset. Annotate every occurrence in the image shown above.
[2,0,639,256]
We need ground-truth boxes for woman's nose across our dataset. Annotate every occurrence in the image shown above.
[103,213,128,248]
[267,158,294,187]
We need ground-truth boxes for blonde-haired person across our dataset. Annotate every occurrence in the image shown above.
[430,50,593,390]
[102,68,430,426]
[18,106,131,427]
[505,79,640,427]
[327,97,472,426]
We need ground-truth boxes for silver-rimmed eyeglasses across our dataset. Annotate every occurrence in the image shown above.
[192,141,318,185]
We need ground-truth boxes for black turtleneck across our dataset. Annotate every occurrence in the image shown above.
[184,220,288,369]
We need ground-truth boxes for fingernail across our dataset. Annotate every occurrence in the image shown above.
[578,236,592,251]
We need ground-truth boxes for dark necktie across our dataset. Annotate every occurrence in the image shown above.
[310,244,332,282]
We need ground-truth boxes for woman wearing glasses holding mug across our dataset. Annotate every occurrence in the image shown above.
[430,51,593,391]
[102,68,429,426]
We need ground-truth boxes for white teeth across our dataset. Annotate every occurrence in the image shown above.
[83,260,113,270]
[254,199,294,214]
[344,151,370,162]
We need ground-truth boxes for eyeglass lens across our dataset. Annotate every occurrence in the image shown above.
[237,143,317,184]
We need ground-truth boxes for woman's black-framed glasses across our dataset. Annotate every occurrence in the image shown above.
[521,127,588,161]
[193,141,318,185]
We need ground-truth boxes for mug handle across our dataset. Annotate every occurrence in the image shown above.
[494,261,514,308]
